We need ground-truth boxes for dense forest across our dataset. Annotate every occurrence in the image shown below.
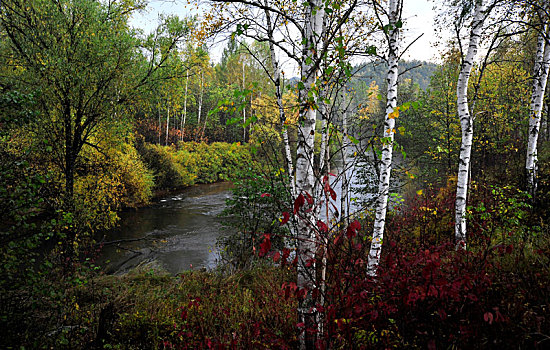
[1,0,549,349]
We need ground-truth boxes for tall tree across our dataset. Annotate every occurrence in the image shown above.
[453,0,489,248]
[367,0,403,276]
[0,0,186,201]
[526,2,550,197]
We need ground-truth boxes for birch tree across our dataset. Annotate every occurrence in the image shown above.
[453,0,488,248]
[367,0,402,276]
[263,3,295,195]
[526,3,550,197]
[181,70,189,140]
[206,1,371,346]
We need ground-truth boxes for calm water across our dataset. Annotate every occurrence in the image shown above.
[97,182,233,275]
[98,148,376,275]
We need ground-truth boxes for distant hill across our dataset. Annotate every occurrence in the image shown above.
[353,60,438,91]
[285,60,438,92]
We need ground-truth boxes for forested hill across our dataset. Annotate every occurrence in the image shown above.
[354,60,438,90]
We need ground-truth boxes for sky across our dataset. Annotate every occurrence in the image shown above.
[130,0,442,64]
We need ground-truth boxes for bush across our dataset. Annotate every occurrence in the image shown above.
[138,143,196,189]
[136,141,252,190]
[116,143,155,208]
[178,141,252,183]
[218,168,292,271]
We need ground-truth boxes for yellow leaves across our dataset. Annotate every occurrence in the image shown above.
[405,170,415,179]
[388,107,400,119]
[416,189,423,196]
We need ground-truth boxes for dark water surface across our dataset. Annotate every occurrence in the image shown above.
[98,148,377,275]
[98,182,233,275]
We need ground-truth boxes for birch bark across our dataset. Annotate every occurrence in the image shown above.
[526,19,550,197]
[367,0,401,276]
[295,0,324,347]
[340,91,349,223]
[197,70,203,139]
[263,2,295,195]
[165,106,170,146]
[454,0,487,248]
[182,70,188,141]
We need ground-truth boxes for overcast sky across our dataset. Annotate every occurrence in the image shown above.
[130,0,442,63]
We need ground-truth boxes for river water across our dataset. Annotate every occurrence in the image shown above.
[98,150,376,275]
[97,182,233,275]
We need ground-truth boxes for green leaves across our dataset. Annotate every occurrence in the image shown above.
[232,23,250,39]
[347,134,359,145]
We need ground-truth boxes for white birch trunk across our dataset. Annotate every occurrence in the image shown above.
[454,0,487,248]
[296,0,323,291]
[263,2,295,195]
[243,59,247,142]
[319,117,328,174]
[526,21,550,197]
[182,70,188,141]
[341,91,349,223]
[367,0,400,276]
[545,102,550,141]
[197,70,203,139]
[165,106,170,146]
[295,0,324,348]
[158,107,161,145]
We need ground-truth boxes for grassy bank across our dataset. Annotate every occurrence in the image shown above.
[4,266,297,349]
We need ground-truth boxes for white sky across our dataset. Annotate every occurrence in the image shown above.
[130,0,441,63]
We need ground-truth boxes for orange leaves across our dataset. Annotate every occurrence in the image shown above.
[388,106,400,119]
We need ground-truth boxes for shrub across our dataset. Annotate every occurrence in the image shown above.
[138,143,196,189]
[218,168,292,271]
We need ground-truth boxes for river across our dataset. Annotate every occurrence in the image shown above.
[98,149,377,275]
[97,182,233,275]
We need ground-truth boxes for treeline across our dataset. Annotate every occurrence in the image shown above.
[1,0,550,348]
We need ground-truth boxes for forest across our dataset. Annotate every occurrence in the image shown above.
[0,0,549,348]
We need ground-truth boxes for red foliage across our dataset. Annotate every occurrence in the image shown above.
[134,119,208,145]
[315,187,550,349]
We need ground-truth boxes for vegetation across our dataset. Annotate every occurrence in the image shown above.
[1,0,550,349]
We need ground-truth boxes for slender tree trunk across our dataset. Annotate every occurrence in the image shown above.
[249,92,253,141]
[165,106,170,146]
[197,70,203,140]
[64,107,75,200]
[341,91,349,223]
[526,21,550,197]
[318,87,329,177]
[182,70,189,141]
[202,108,209,138]
[545,101,550,141]
[264,2,295,195]
[367,0,401,276]
[243,59,247,142]
[295,0,324,348]
[158,107,161,145]
[454,0,486,249]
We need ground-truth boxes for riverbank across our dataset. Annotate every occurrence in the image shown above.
[136,141,252,195]
[3,264,297,349]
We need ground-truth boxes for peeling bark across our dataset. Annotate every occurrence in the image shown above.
[526,19,550,197]
[454,0,487,249]
[367,0,401,277]
[264,1,295,195]
[295,0,324,347]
